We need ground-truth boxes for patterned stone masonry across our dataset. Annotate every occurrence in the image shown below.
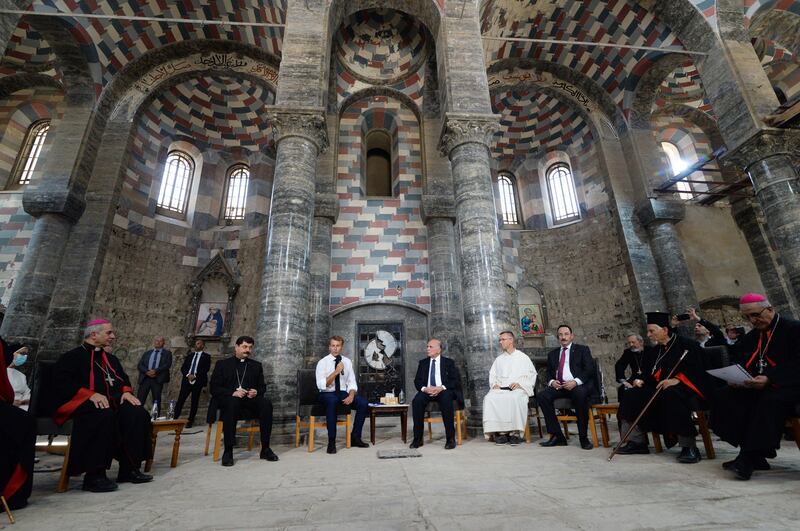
[331,96,429,310]
[0,195,35,306]
[0,21,58,81]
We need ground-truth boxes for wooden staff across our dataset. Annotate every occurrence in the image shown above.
[608,349,688,461]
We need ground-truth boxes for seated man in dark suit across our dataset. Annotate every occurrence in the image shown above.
[410,338,462,450]
[174,339,211,428]
[136,336,172,417]
[537,324,596,450]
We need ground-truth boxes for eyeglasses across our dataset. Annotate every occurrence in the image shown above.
[741,307,770,320]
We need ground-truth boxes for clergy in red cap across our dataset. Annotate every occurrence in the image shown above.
[616,311,711,463]
[710,295,800,480]
[52,319,153,492]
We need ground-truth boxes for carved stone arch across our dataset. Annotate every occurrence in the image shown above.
[0,73,63,100]
[654,104,725,149]
[627,53,694,129]
[187,252,242,348]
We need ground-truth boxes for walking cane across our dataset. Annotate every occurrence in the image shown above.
[608,349,688,461]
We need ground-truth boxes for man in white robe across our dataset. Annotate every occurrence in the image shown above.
[482,330,536,445]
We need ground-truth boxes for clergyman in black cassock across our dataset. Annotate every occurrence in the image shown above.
[53,319,153,492]
[209,335,277,466]
[0,336,35,510]
[174,338,212,427]
[710,293,800,480]
[614,333,647,400]
[617,312,711,463]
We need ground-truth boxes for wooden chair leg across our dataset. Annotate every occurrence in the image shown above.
[427,417,433,441]
[588,410,599,448]
[651,432,663,453]
[295,416,301,448]
[1,495,14,524]
[462,413,468,441]
[696,411,715,459]
[345,413,351,448]
[524,418,531,443]
[213,421,224,461]
[204,424,213,456]
[456,410,463,445]
[308,416,315,453]
[57,438,71,493]
[562,419,570,438]
[536,413,543,439]
[247,421,256,451]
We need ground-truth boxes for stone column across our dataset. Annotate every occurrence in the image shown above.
[422,194,466,372]
[306,192,338,368]
[726,131,800,304]
[256,108,327,423]
[637,199,699,317]
[438,113,513,426]
[731,199,798,317]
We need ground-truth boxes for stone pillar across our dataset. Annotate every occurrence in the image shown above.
[726,131,800,305]
[438,113,513,426]
[637,199,698,317]
[731,199,798,317]
[306,192,338,368]
[256,108,327,423]
[421,194,466,372]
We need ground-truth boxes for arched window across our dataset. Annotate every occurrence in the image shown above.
[545,162,580,224]
[8,120,50,188]
[157,150,195,217]
[661,141,692,200]
[222,164,250,223]
[496,172,520,225]
[365,130,392,196]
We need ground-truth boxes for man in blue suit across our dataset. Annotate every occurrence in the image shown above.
[410,338,463,450]
[137,336,172,417]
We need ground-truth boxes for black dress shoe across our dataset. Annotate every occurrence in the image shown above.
[579,438,593,450]
[539,435,567,447]
[327,441,337,454]
[351,437,370,448]
[260,447,279,461]
[221,450,234,467]
[82,475,119,492]
[677,446,701,464]
[444,439,456,450]
[117,469,153,484]
[409,438,423,449]
[616,441,650,455]
[731,460,753,480]
[723,455,770,471]
[508,434,521,446]
[185,421,194,429]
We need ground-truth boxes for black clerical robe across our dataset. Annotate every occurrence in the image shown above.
[618,334,710,437]
[0,337,35,509]
[710,314,800,453]
[53,344,152,475]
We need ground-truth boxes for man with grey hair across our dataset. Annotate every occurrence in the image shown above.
[136,335,172,417]
[614,333,647,400]
[53,319,153,492]
[710,293,800,480]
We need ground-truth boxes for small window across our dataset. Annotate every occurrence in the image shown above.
[661,141,692,200]
[546,162,580,224]
[222,164,250,223]
[496,172,520,225]
[157,150,195,217]
[365,130,392,196]
[8,120,50,188]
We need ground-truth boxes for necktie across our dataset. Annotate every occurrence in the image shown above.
[189,352,200,375]
[557,347,567,382]
[429,358,437,387]
[149,350,161,370]
[334,356,342,392]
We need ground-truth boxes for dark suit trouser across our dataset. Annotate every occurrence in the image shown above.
[412,389,456,442]
[174,379,203,423]
[137,378,164,415]
[537,385,592,439]
[318,391,368,442]
[218,396,273,452]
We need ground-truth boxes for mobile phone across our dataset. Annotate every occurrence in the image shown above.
[676,313,691,321]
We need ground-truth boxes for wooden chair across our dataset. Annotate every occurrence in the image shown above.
[203,397,261,461]
[649,400,715,459]
[784,403,800,451]
[30,360,73,493]
[423,400,468,445]
[523,395,543,442]
[294,369,351,452]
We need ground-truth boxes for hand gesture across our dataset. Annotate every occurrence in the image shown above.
[550,380,562,390]
[342,392,355,405]
[509,383,520,391]
[232,388,247,398]
[687,307,699,321]
[121,392,141,406]
[335,362,345,374]
[656,378,679,390]
[743,375,769,390]
[562,380,577,391]
[89,392,110,409]
[632,379,644,388]
[247,388,257,399]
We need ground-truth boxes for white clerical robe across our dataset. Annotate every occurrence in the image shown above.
[482,349,536,434]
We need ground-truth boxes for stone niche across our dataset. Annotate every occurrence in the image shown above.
[186,253,241,349]
[329,301,429,400]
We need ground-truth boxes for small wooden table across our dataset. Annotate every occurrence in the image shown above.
[592,403,619,448]
[146,419,187,472]
[368,404,409,445]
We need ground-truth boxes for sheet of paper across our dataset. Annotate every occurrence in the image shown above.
[706,364,753,385]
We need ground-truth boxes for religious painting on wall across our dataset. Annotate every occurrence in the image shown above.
[195,302,227,337]
[357,323,404,403]
[519,304,544,336]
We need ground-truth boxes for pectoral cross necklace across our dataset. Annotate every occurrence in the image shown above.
[95,361,115,386]
[756,315,780,375]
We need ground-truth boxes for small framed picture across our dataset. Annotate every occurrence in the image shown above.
[195,302,227,338]
[519,304,544,336]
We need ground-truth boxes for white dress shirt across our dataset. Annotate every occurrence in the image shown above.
[316,354,358,392]
[549,343,583,386]
[186,351,203,383]
[7,367,31,410]
[422,355,446,391]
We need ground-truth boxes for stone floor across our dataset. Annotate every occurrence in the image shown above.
[7,421,800,530]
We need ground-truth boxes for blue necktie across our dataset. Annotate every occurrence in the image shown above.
[189,352,200,375]
[149,350,161,370]
[429,358,437,387]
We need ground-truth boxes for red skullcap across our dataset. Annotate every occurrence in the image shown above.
[739,293,767,305]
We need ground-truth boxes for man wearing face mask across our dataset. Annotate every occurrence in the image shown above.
[5,345,30,410]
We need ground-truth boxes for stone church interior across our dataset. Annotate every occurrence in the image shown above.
[0,0,799,525]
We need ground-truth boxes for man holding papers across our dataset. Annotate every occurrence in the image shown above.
[710,293,800,480]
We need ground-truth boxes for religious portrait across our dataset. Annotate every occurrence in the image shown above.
[195,302,226,337]
[519,304,544,336]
